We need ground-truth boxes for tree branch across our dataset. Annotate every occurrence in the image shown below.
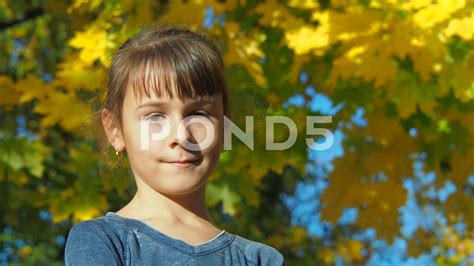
[0,7,44,31]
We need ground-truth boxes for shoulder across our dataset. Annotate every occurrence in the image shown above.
[67,214,130,239]
[64,215,131,265]
[231,235,285,265]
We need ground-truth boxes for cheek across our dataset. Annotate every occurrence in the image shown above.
[186,118,221,147]
[124,119,168,151]
[187,123,210,143]
[122,119,142,150]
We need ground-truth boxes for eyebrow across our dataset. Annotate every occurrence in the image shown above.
[136,99,215,110]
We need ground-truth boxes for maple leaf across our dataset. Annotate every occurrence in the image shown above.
[69,24,113,65]
[412,0,466,29]
[443,15,474,41]
[33,90,92,131]
[224,22,268,87]
[285,25,330,55]
[387,71,440,118]
[206,182,241,215]
[0,138,48,178]
[54,54,102,92]
[15,75,53,104]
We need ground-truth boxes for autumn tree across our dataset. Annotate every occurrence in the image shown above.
[0,0,473,265]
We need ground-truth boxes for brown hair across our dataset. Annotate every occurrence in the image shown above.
[102,24,230,129]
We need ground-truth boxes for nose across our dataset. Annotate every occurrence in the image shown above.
[167,116,196,149]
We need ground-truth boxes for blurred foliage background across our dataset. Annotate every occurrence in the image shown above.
[0,0,473,265]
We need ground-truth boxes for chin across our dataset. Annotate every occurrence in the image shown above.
[150,173,208,195]
[157,182,206,196]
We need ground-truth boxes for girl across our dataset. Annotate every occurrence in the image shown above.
[64,25,285,265]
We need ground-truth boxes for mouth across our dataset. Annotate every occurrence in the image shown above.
[162,158,203,169]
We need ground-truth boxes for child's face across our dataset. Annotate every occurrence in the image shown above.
[119,87,224,196]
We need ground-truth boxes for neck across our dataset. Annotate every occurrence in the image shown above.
[126,176,215,227]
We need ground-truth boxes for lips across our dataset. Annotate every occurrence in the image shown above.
[162,158,202,169]
[167,158,201,164]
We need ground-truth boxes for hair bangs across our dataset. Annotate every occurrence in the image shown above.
[127,41,225,102]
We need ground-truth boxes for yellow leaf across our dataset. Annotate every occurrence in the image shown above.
[224,22,268,87]
[50,188,109,223]
[328,7,381,42]
[331,46,398,87]
[322,105,412,239]
[329,54,359,85]
[54,54,102,92]
[387,72,440,118]
[73,207,104,222]
[390,22,417,59]
[161,0,205,28]
[445,192,474,229]
[358,53,398,87]
[319,248,335,264]
[69,24,113,65]
[15,75,54,104]
[442,147,474,188]
[347,240,364,261]
[283,11,331,55]
[411,46,444,81]
[206,183,240,215]
[400,0,432,11]
[34,91,92,130]
[17,246,32,258]
[291,227,307,244]
[0,76,21,107]
[122,0,155,29]
[439,59,474,103]
[67,0,102,13]
[285,25,330,55]
[337,239,364,262]
[444,15,474,40]
[255,0,306,30]
[413,0,466,29]
[287,0,319,10]
[461,238,474,256]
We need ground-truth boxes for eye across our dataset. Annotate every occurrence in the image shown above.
[145,113,165,122]
[190,111,208,117]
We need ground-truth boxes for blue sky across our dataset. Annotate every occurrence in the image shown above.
[280,69,474,264]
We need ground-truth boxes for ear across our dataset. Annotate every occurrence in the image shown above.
[101,108,125,152]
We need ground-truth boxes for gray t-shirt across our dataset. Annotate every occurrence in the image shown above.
[64,212,285,265]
